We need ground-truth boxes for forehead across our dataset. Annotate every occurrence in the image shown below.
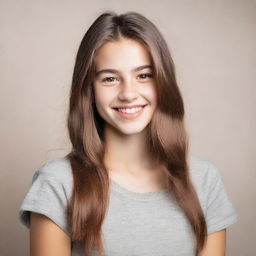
[94,38,153,70]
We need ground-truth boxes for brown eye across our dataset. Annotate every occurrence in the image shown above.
[102,77,118,83]
[137,73,153,79]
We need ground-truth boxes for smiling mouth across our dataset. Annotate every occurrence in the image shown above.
[112,105,147,119]
[112,105,147,114]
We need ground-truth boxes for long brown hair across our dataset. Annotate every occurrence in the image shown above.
[66,11,207,256]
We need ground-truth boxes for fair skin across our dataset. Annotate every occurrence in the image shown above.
[93,37,166,192]
[30,37,226,255]
[30,213,71,256]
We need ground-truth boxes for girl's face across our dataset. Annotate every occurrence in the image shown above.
[92,37,157,135]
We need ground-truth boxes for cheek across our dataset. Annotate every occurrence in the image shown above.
[94,86,114,108]
[142,85,157,106]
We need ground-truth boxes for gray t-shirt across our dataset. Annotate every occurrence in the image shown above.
[19,155,239,256]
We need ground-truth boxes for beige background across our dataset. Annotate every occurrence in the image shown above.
[1,0,255,255]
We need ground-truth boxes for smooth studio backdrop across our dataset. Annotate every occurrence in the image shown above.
[1,0,255,255]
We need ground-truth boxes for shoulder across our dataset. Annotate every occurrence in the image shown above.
[188,154,239,233]
[187,154,224,207]
[19,156,74,235]
[34,156,73,185]
[31,156,74,199]
[188,154,221,183]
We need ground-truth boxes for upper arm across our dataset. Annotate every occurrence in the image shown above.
[30,212,71,256]
[198,229,226,256]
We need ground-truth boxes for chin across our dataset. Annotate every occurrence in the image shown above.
[115,123,149,135]
[103,115,152,136]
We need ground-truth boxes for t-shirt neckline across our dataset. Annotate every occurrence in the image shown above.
[110,178,170,201]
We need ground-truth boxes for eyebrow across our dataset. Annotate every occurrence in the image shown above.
[95,64,153,77]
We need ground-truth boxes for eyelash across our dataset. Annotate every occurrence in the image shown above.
[101,73,153,83]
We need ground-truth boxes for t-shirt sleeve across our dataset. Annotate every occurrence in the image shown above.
[205,161,239,234]
[19,167,71,236]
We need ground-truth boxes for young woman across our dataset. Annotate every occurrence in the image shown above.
[19,11,238,256]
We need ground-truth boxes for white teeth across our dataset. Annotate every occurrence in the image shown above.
[117,107,143,114]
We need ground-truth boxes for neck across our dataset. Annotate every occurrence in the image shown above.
[103,124,157,173]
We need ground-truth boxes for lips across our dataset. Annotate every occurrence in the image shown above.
[113,105,146,120]
[112,104,147,110]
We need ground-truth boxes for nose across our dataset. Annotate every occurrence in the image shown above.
[118,78,139,102]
